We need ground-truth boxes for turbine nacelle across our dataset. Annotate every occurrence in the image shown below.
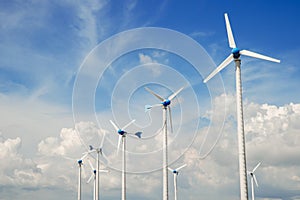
[232,47,241,58]
[118,129,126,135]
[78,159,83,165]
[162,99,171,107]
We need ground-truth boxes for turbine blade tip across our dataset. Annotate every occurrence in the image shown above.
[145,105,152,112]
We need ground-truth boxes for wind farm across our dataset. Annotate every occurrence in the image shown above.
[2,1,299,200]
[73,12,281,200]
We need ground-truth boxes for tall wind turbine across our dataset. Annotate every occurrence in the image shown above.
[85,132,107,200]
[248,162,261,200]
[110,119,140,200]
[145,86,184,200]
[203,13,280,200]
[87,159,109,200]
[168,164,187,200]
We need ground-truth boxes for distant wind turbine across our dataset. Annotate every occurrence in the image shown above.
[77,159,83,200]
[77,153,89,200]
[87,159,108,200]
[203,13,280,200]
[110,119,141,200]
[84,132,107,200]
[168,164,187,200]
[248,162,261,200]
[145,86,184,200]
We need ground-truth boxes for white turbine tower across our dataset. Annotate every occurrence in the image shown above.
[248,162,261,200]
[110,119,141,200]
[168,164,187,200]
[203,13,280,200]
[145,86,184,200]
[87,159,108,200]
[85,132,107,200]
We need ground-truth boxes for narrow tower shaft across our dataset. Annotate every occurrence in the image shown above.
[174,175,178,200]
[78,165,81,200]
[94,175,96,200]
[96,152,100,200]
[251,177,255,200]
[122,136,126,200]
[235,59,248,200]
[163,107,169,200]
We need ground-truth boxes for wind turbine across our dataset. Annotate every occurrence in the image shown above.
[145,86,184,200]
[248,162,261,200]
[203,13,280,200]
[77,153,88,200]
[110,119,141,200]
[168,164,187,200]
[77,159,83,200]
[87,159,109,200]
[84,132,107,200]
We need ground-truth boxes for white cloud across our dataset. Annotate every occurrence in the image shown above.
[139,53,156,64]
[0,134,41,187]
[1,93,300,199]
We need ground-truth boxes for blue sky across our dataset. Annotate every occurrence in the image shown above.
[1,0,300,200]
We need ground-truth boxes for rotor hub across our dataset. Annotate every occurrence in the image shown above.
[162,99,171,107]
[232,47,241,58]
[118,129,125,135]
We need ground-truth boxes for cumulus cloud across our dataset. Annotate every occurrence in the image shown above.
[0,134,41,187]
[1,94,300,199]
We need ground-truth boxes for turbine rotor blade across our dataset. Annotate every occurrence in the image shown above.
[145,87,164,101]
[240,50,280,63]
[253,175,259,187]
[81,152,89,160]
[99,169,109,173]
[145,104,161,112]
[122,119,136,130]
[145,105,152,112]
[168,107,173,133]
[87,173,94,183]
[168,167,174,172]
[88,159,95,170]
[134,131,142,138]
[81,164,86,178]
[175,164,187,171]
[110,120,120,131]
[253,162,261,172]
[101,151,109,163]
[224,13,236,48]
[127,131,142,139]
[203,54,233,83]
[168,87,184,101]
[99,132,106,148]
